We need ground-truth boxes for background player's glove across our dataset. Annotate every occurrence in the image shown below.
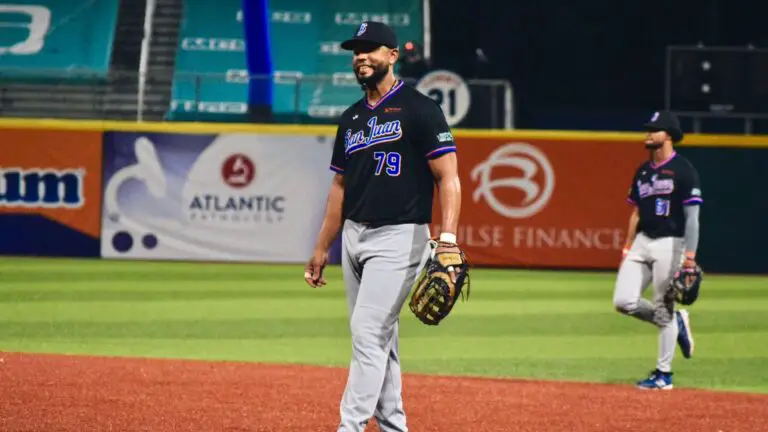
[408,240,471,326]
[670,260,703,306]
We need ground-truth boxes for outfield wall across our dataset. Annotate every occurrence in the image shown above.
[0,119,765,274]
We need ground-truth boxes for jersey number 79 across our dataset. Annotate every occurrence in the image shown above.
[373,151,401,176]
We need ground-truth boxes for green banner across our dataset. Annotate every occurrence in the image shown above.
[0,0,119,80]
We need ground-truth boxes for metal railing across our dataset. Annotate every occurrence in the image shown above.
[0,68,515,129]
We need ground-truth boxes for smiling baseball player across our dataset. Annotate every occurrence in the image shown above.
[303,21,467,431]
[614,111,702,390]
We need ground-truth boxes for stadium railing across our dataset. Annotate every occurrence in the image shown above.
[0,69,515,129]
[167,72,514,129]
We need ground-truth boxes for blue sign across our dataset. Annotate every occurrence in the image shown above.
[0,0,119,80]
[242,0,273,112]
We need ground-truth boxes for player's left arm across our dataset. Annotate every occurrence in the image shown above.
[681,165,703,266]
[417,99,461,241]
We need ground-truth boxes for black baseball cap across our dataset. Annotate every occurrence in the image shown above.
[340,21,398,51]
[643,110,684,143]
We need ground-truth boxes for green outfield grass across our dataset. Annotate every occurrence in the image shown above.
[1,258,767,394]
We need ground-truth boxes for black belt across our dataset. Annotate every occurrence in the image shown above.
[353,220,424,228]
[356,221,387,228]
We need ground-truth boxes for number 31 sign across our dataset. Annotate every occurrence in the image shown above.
[415,69,471,127]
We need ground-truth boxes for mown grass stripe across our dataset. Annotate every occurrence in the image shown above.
[1,314,767,341]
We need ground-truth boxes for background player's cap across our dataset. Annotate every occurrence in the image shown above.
[340,21,398,51]
[643,110,684,143]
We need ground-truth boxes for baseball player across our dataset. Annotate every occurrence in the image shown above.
[303,21,463,431]
[613,111,702,390]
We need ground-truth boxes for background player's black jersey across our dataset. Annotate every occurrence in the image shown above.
[330,80,456,226]
[626,151,703,238]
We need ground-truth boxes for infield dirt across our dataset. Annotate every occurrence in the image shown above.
[1,352,766,431]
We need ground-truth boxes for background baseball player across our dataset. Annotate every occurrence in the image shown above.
[303,21,463,431]
[614,111,702,390]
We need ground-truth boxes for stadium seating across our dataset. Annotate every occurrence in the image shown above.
[167,0,424,122]
[0,0,425,122]
[167,0,248,121]
[0,0,119,81]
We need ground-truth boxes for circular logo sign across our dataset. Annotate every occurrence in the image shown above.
[470,142,556,219]
[415,69,471,127]
[221,154,255,188]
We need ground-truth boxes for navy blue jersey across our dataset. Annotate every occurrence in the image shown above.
[626,152,703,238]
[330,80,456,226]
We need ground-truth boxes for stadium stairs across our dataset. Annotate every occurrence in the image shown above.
[103,0,151,120]
[141,0,184,121]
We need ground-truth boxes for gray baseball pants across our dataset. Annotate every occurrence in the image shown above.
[337,219,432,432]
[613,232,683,372]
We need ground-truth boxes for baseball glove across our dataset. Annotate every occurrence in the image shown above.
[670,263,703,306]
[408,240,471,326]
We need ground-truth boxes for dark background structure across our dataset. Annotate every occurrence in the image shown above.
[427,0,766,132]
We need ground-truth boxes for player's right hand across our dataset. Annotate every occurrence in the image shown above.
[304,249,328,288]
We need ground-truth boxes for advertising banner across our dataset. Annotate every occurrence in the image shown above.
[0,128,103,257]
[100,132,335,263]
[0,0,119,79]
[429,137,649,269]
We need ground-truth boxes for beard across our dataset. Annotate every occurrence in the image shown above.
[355,63,389,90]
[645,140,664,149]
